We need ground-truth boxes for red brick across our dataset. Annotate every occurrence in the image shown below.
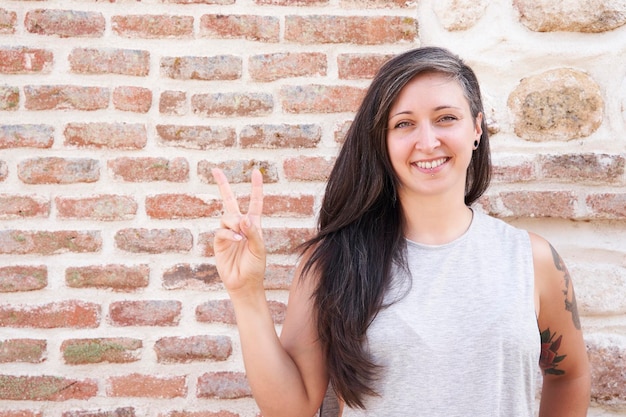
[337,53,393,79]
[255,0,327,4]
[192,92,273,117]
[61,338,142,364]
[0,266,47,292]
[264,228,315,254]
[240,124,321,148]
[285,15,417,44]
[65,265,149,290]
[0,230,101,255]
[165,0,235,3]
[155,335,232,363]
[198,231,215,257]
[540,153,625,183]
[196,372,252,399]
[69,48,150,76]
[199,14,279,42]
[18,157,99,184]
[0,411,42,417]
[56,195,137,221]
[160,411,237,417]
[248,52,326,82]
[340,0,411,7]
[112,87,152,113]
[238,194,315,217]
[280,85,366,113]
[0,86,19,110]
[63,407,135,417]
[334,120,351,143]
[0,125,54,149]
[587,341,626,407]
[0,194,50,219]
[25,9,105,38]
[196,299,286,324]
[491,158,536,183]
[198,159,279,184]
[146,194,221,219]
[0,339,46,363]
[107,374,187,398]
[0,375,98,400]
[109,300,182,327]
[159,91,187,115]
[64,123,147,149]
[495,191,577,219]
[162,264,220,290]
[156,125,236,149]
[24,85,109,111]
[586,193,626,219]
[0,9,17,34]
[108,157,189,182]
[161,55,242,81]
[112,15,193,38]
[114,228,192,253]
[0,47,52,73]
[0,301,100,328]
[264,263,295,290]
[283,156,335,181]
[189,261,293,291]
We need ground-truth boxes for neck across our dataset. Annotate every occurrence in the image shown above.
[400,196,473,245]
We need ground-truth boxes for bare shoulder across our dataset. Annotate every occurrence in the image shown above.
[528,232,588,379]
[528,232,580,329]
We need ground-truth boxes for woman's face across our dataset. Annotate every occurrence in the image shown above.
[386,72,482,204]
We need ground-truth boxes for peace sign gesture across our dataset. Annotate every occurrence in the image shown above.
[212,168,266,297]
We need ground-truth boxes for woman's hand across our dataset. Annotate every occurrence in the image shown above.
[212,168,266,297]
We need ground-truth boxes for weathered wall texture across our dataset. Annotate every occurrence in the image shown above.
[0,0,624,416]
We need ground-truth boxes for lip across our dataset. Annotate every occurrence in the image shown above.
[412,157,450,174]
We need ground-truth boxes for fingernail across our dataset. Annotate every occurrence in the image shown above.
[233,233,243,241]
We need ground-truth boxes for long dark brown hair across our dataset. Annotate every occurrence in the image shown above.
[300,46,492,409]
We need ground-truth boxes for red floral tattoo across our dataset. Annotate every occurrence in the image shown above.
[540,328,567,375]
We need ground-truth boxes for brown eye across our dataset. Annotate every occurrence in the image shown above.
[394,121,412,129]
[438,115,457,123]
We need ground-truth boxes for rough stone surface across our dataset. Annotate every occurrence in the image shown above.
[508,69,604,141]
[514,0,626,33]
[433,0,489,31]
[572,263,626,315]
[586,336,626,409]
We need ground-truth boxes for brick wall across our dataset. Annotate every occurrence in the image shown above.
[0,0,625,416]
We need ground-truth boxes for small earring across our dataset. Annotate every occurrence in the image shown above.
[473,140,479,149]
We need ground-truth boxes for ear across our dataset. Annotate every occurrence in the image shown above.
[474,112,483,139]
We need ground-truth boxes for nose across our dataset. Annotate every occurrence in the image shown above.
[413,123,440,152]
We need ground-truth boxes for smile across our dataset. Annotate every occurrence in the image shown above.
[414,157,448,170]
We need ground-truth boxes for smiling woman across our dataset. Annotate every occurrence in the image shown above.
[385,72,483,233]
[211,47,591,417]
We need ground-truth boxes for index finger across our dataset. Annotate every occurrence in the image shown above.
[211,168,241,215]
[247,169,264,217]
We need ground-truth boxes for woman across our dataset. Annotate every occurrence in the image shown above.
[211,47,590,417]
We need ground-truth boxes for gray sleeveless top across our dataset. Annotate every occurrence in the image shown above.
[341,211,539,417]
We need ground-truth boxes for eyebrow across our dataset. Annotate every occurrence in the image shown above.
[389,105,463,119]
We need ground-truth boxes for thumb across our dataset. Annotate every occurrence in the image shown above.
[241,214,265,257]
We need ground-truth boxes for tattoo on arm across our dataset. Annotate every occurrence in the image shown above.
[540,328,567,375]
[549,244,581,330]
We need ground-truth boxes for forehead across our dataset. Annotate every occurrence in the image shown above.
[392,72,469,109]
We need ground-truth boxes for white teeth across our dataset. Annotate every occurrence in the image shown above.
[415,158,447,169]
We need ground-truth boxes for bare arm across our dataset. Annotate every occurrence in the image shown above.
[530,233,591,417]
[212,168,327,417]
